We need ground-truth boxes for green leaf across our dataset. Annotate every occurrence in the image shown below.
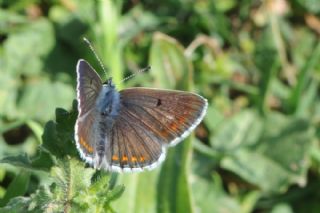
[222,149,290,193]
[107,185,125,202]
[221,113,313,193]
[192,173,241,213]
[0,150,54,172]
[119,6,160,45]
[3,18,55,76]
[51,158,95,207]
[0,170,30,207]
[0,72,19,119]
[112,171,159,213]
[42,101,78,159]
[214,0,237,12]
[25,120,43,144]
[254,27,279,115]
[258,114,312,180]
[210,110,263,151]
[150,32,191,89]
[1,16,74,123]
[240,191,262,213]
[271,203,293,213]
[0,8,28,34]
[0,197,31,213]
[17,80,74,123]
[296,0,320,13]
[204,105,225,132]
[0,157,124,212]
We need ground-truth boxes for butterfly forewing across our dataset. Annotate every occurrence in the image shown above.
[76,59,102,116]
[119,88,208,147]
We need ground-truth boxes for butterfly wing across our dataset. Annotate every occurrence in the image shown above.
[106,87,207,171]
[76,59,102,116]
[75,59,102,163]
[106,113,165,172]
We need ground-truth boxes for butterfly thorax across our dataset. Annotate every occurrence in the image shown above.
[95,81,120,119]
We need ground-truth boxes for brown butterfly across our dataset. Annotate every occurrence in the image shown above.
[74,59,207,172]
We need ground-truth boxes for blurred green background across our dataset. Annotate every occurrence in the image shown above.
[1,0,320,212]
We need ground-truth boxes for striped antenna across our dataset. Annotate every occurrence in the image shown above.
[120,66,151,83]
[83,37,108,79]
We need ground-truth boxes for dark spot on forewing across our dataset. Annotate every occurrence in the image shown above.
[156,99,162,107]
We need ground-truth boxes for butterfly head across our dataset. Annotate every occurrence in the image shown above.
[103,77,115,89]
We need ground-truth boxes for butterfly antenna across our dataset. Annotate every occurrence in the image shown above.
[120,65,151,83]
[83,37,108,79]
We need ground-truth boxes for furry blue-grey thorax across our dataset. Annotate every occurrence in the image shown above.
[96,77,120,118]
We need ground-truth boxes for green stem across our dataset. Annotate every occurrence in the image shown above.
[98,0,124,88]
[288,42,320,114]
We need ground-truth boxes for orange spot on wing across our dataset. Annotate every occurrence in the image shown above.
[169,123,178,131]
[112,155,119,161]
[80,137,93,153]
[139,156,145,162]
[169,117,187,131]
[121,156,128,162]
[131,156,137,162]
[178,117,186,123]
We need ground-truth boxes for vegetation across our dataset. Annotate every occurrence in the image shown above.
[1,0,320,212]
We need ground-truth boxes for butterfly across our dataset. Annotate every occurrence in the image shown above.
[74,59,208,172]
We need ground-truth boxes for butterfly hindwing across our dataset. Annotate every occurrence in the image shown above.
[106,113,165,172]
[75,110,98,162]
